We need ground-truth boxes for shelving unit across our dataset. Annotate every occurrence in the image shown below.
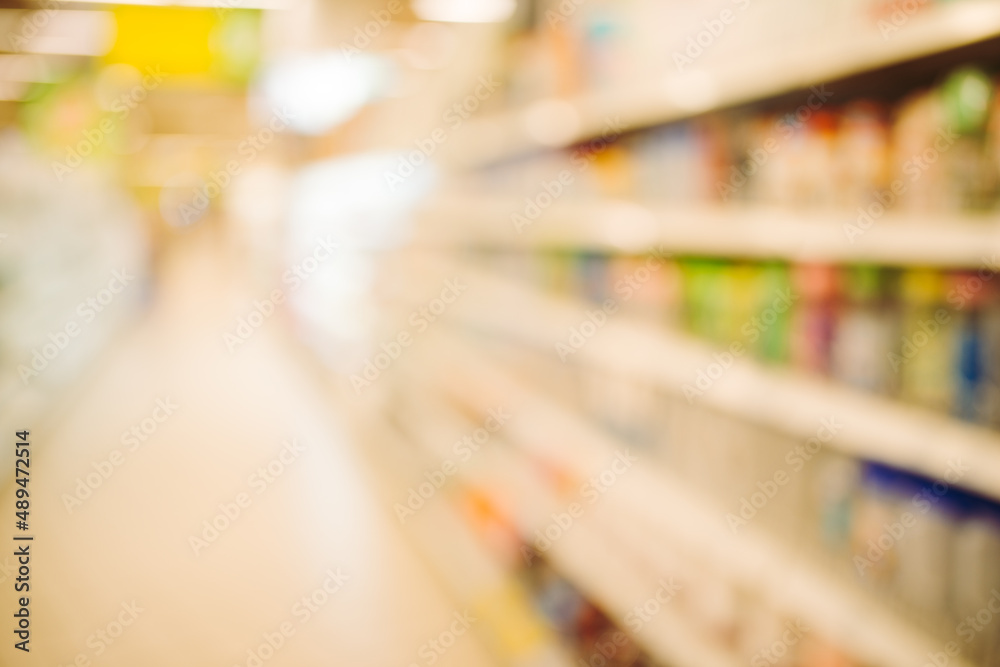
[0,139,149,486]
[395,260,1000,504]
[346,401,581,667]
[365,3,1000,665]
[389,346,741,667]
[390,392,739,667]
[442,0,1000,168]
[397,328,977,667]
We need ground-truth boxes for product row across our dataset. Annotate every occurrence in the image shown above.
[386,388,663,666]
[0,130,149,399]
[477,249,1000,429]
[425,344,875,667]
[474,336,1000,665]
[481,66,1000,216]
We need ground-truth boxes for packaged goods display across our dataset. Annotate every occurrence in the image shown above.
[0,131,149,400]
[377,14,1000,666]
[454,329,1000,666]
[472,247,1000,429]
[473,65,1000,218]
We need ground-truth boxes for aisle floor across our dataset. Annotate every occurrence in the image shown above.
[1,225,495,667]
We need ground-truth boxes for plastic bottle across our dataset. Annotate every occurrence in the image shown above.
[752,262,792,363]
[949,270,993,424]
[831,265,897,394]
[896,268,955,412]
[835,101,890,211]
[790,263,839,376]
[940,67,996,211]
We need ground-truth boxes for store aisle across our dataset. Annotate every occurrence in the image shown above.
[3,225,494,667]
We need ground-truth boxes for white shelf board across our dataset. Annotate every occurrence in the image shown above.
[416,194,1000,268]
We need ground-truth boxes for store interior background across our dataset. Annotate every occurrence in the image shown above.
[4,0,1000,665]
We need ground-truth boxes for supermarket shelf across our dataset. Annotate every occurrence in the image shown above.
[442,0,1000,168]
[417,329,976,667]
[540,523,739,667]
[422,261,1000,503]
[0,288,147,489]
[394,360,743,667]
[415,194,1000,267]
[346,406,580,667]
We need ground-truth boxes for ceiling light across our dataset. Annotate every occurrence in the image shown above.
[412,0,516,24]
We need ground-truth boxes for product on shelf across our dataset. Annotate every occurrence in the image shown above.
[520,555,656,667]
[458,333,893,667]
[790,263,838,376]
[523,335,1000,664]
[482,246,1000,429]
[415,25,1000,667]
[831,265,898,395]
[479,64,1000,217]
[851,462,1000,663]
[896,268,956,411]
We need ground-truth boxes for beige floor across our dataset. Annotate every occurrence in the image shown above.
[0,224,495,667]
